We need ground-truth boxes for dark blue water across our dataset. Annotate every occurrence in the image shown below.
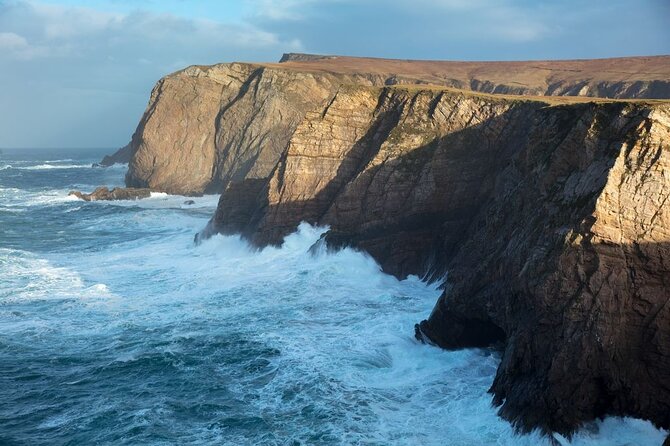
[0,149,665,445]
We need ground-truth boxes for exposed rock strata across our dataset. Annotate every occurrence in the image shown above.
[69,187,152,201]
[415,103,670,433]
[215,85,670,435]
[115,56,670,437]
[122,55,670,196]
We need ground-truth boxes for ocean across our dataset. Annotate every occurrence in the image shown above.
[0,148,665,445]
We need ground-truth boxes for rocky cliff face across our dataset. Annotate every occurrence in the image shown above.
[415,104,670,433]
[122,55,670,195]
[124,63,371,195]
[118,56,670,436]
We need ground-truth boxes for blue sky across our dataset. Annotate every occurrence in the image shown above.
[0,0,668,149]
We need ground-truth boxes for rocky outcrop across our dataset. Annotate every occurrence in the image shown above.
[278,53,335,63]
[124,63,349,195]
[114,55,670,437]
[97,142,133,167]
[69,187,152,201]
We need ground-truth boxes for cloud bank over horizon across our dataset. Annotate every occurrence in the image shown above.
[0,0,668,149]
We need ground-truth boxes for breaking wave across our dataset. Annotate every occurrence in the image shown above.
[0,150,666,445]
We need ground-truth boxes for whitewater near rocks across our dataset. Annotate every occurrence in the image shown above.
[1,149,667,444]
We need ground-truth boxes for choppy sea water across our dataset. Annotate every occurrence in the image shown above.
[0,148,666,445]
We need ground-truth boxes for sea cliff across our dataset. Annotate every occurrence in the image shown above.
[112,54,670,436]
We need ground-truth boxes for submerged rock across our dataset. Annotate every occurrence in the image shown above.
[69,187,152,201]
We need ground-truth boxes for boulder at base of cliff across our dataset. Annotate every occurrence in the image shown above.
[69,187,152,201]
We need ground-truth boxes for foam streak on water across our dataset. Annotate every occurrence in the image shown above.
[0,150,666,445]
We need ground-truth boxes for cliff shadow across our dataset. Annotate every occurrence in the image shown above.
[210,100,645,282]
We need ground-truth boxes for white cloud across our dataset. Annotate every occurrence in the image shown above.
[248,0,348,21]
[246,0,553,44]
[0,1,291,62]
[398,0,553,42]
[0,31,28,48]
[32,2,122,39]
[0,31,52,59]
[0,0,296,148]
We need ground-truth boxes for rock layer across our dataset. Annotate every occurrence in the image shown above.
[116,55,670,436]
[210,85,670,434]
[415,103,670,433]
[123,54,670,196]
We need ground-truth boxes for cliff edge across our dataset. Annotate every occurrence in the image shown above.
[115,55,670,436]
[122,54,670,195]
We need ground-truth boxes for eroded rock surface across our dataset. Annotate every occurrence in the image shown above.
[212,85,670,435]
[122,54,670,196]
[112,55,670,436]
[415,105,670,433]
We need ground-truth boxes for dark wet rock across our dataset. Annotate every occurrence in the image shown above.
[69,187,152,201]
[96,142,133,167]
[183,200,196,205]
[194,218,217,245]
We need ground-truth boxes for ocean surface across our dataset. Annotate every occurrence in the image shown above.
[0,148,666,445]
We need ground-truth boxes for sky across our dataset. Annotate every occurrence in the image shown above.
[0,0,668,149]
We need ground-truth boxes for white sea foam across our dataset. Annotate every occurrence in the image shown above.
[31,220,664,446]
[101,162,129,169]
[19,163,92,170]
[20,190,80,207]
[0,248,112,303]
[93,192,220,209]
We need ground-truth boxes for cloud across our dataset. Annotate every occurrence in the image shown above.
[0,0,300,148]
[249,0,561,53]
[0,1,296,62]
[0,30,37,59]
[0,0,667,148]
[247,0,340,21]
[0,31,28,48]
